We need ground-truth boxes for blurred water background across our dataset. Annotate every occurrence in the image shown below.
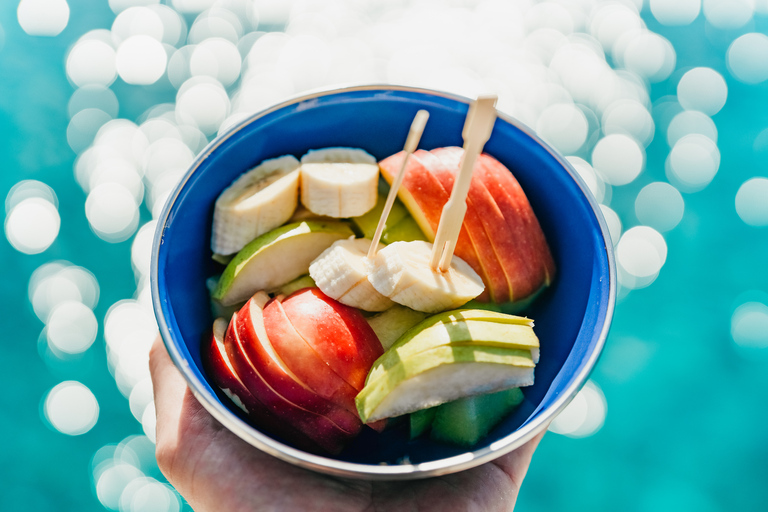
[2,0,767,510]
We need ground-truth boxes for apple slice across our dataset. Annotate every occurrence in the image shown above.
[475,151,556,297]
[365,315,539,386]
[431,147,533,303]
[280,288,384,391]
[224,311,359,454]
[262,296,360,415]
[430,387,525,446]
[366,304,428,350]
[212,220,354,306]
[234,292,363,436]
[414,149,510,303]
[356,345,535,423]
[204,317,324,453]
[379,151,490,302]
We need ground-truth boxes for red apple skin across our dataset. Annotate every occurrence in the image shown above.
[262,296,360,415]
[280,288,384,392]
[431,147,537,301]
[414,149,510,304]
[204,318,323,454]
[475,151,556,294]
[234,296,363,436]
[379,151,491,302]
[223,310,357,454]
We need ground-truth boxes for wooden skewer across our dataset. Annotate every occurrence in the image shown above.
[429,95,497,272]
[367,109,430,259]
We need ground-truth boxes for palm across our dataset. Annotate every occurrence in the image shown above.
[150,339,543,512]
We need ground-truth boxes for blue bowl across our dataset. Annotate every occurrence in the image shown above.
[151,85,615,479]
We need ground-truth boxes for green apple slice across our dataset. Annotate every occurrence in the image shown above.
[430,387,525,446]
[365,316,540,386]
[381,215,427,244]
[351,194,409,239]
[212,221,354,306]
[366,304,428,350]
[356,345,534,423]
[270,274,316,296]
[409,406,436,439]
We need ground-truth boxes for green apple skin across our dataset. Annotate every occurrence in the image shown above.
[271,274,316,296]
[351,194,409,239]
[366,304,428,350]
[365,318,539,386]
[430,387,525,446]
[212,221,354,306]
[356,345,534,423]
[381,215,427,244]
[409,406,436,440]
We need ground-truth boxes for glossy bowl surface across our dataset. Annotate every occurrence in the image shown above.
[151,85,615,480]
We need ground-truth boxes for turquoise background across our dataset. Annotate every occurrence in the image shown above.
[1,1,766,510]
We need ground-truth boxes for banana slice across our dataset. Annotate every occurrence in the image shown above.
[212,155,301,256]
[300,148,379,218]
[309,237,394,312]
[368,240,485,313]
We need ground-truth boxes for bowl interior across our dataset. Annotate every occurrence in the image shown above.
[153,87,613,474]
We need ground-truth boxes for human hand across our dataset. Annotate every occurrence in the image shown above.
[149,337,545,512]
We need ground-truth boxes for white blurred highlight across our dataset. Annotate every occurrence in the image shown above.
[44,381,99,435]
[549,381,606,438]
[617,226,667,289]
[677,68,727,116]
[735,177,768,226]
[17,0,70,36]
[727,33,768,85]
[650,0,701,25]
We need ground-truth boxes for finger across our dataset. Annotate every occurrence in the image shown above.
[492,428,547,490]
[148,336,190,440]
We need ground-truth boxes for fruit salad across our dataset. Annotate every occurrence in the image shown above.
[203,146,555,455]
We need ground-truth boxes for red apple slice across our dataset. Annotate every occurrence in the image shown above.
[415,149,510,303]
[280,288,384,391]
[223,310,357,454]
[475,152,556,294]
[431,147,536,301]
[379,151,491,302]
[204,317,324,453]
[262,296,360,415]
[233,292,363,436]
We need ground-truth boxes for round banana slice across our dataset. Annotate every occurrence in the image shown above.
[300,148,379,218]
[309,237,394,312]
[212,155,300,256]
[368,240,485,313]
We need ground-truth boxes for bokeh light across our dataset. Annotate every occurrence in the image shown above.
[46,301,98,355]
[85,183,140,242]
[536,103,588,155]
[703,0,754,29]
[677,67,727,116]
[17,0,70,36]
[599,204,622,246]
[549,381,607,438]
[4,197,60,254]
[666,134,720,192]
[29,261,100,321]
[66,38,118,87]
[602,99,655,147]
[650,0,701,25]
[735,177,768,226]
[727,33,768,85]
[666,110,718,147]
[635,182,685,232]
[116,35,168,85]
[592,134,645,186]
[731,301,768,351]
[43,381,99,435]
[616,226,667,289]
